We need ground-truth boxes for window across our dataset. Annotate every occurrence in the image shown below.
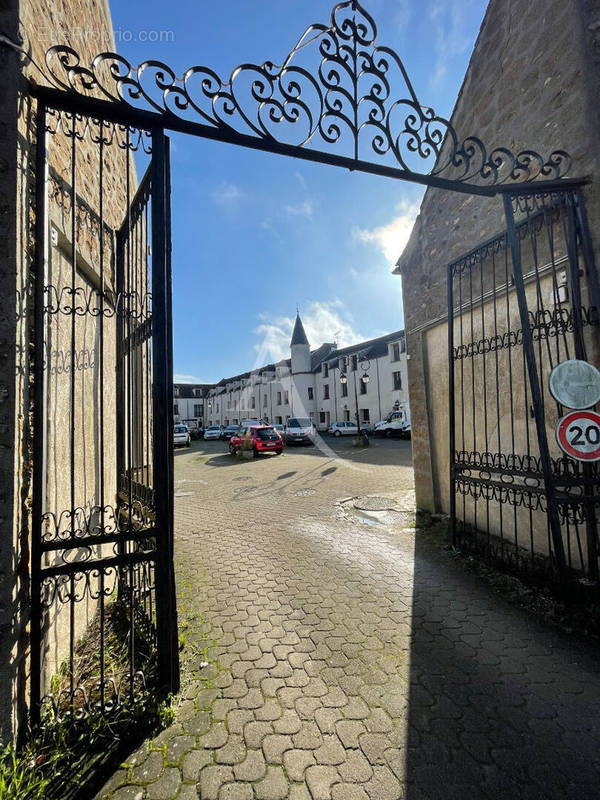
[173,403,179,415]
[284,391,289,405]
[360,379,367,395]
[251,397,255,409]
[216,404,219,413]
[194,404,202,417]
[319,412,326,424]
[308,387,313,400]
[276,416,283,424]
[194,388,202,397]
[241,399,245,409]
[391,342,400,362]
[362,409,370,422]
[264,394,268,407]
[341,382,348,398]
[343,409,350,422]
[393,371,402,390]
[323,384,329,400]
[351,355,357,371]
[174,387,180,397]
[323,362,329,377]
[277,391,282,404]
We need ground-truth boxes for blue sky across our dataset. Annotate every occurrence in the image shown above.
[109,0,488,383]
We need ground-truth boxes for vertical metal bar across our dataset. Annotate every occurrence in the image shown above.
[151,129,179,692]
[566,194,598,583]
[503,194,568,592]
[447,262,456,546]
[574,189,600,351]
[31,101,48,728]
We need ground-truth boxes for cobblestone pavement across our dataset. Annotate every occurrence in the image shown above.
[96,438,600,800]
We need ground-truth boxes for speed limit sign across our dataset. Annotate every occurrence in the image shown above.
[555,410,600,461]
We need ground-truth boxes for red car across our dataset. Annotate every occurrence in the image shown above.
[229,425,283,457]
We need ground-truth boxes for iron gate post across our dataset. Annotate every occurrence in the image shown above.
[151,128,180,693]
[30,100,48,728]
[502,194,568,594]
[447,261,456,546]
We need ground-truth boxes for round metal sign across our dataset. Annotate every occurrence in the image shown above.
[548,359,600,409]
[555,410,600,462]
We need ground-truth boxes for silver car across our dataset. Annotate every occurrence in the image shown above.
[204,425,222,440]
[174,424,191,447]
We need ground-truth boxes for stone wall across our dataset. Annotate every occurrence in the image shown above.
[0,0,147,738]
[396,0,600,514]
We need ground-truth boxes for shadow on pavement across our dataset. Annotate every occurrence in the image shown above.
[404,524,600,799]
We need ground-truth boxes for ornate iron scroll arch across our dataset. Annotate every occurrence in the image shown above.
[34,0,570,189]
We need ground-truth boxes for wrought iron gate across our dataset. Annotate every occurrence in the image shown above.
[448,184,600,590]
[31,99,178,724]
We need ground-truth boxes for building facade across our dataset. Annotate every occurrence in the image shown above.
[176,315,409,432]
[393,0,600,582]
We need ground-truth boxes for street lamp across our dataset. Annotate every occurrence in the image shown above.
[340,352,371,439]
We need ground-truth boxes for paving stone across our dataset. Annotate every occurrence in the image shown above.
[254,765,289,800]
[305,765,340,800]
[365,708,393,734]
[273,709,302,735]
[343,697,370,720]
[146,767,181,800]
[199,723,229,750]
[331,784,370,800]
[199,766,235,800]
[314,707,344,734]
[234,749,267,781]
[215,735,247,765]
[227,709,254,735]
[283,747,316,781]
[182,709,211,736]
[131,750,165,783]
[166,735,196,765]
[181,749,213,782]
[112,788,145,800]
[244,721,274,748]
[176,785,199,800]
[314,734,346,765]
[218,783,254,800]
[338,749,373,783]
[295,696,322,719]
[289,786,312,800]
[262,734,293,764]
[212,699,239,721]
[238,688,264,710]
[254,698,282,721]
[292,721,323,750]
[336,720,366,749]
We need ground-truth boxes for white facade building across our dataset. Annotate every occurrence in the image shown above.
[174,314,409,431]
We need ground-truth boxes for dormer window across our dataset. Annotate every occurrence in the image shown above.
[323,362,329,377]
[174,387,180,397]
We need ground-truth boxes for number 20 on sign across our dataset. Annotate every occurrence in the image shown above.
[555,410,600,462]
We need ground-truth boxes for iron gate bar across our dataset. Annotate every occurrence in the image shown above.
[502,194,568,587]
[31,100,48,728]
[151,128,179,694]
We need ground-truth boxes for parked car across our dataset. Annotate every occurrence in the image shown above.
[271,423,285,438]
[229,425,283,457]
[373,409,411,438]
[241,418,264,427]
[328,421,359,437]
[285,417,315,445]
[173,424,191,448]
[221,424,240,440]
[204,425,222,440]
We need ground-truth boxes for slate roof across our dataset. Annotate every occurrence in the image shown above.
[319,330,405,370]
[290,314,309,346]
[173,383,213,399]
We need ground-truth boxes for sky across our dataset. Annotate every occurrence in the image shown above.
[109,0,489,383]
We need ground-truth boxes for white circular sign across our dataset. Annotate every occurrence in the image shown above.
[548,359,600,409]
[555,410,600,462]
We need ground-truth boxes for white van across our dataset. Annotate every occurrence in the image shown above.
[285,417,315,445]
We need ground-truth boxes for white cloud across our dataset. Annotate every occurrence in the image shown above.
[295,171,308,191]
[212,181,242,207]
[352,200,420,265]
[253,301,364,363]
[284,200,313,219]
[174,373,204,383]
[428,0,476,88]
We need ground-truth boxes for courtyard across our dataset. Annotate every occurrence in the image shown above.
[96,438,600,800]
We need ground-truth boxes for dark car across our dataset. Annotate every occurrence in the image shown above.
[229,425,283,457]
[221,424,240,440]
